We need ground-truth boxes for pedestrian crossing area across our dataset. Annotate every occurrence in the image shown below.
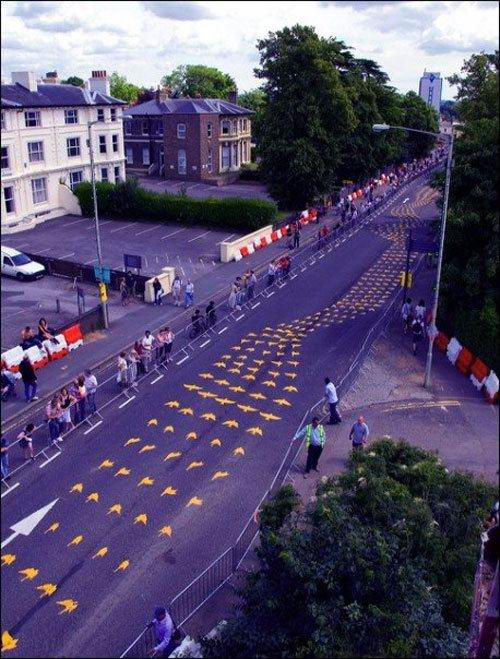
[390,185,439,219]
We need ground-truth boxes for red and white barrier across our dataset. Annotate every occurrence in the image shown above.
[484,372,499,403]
[446,337,462,365]
[1,345,25,373]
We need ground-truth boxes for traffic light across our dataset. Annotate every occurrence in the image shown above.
[98,282,108,302]
[399,271,413,288]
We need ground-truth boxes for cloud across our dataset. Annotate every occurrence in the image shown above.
[419,31,498,55]
[35,17,81,32]
[141,1,214,21]
[11,1,55,18]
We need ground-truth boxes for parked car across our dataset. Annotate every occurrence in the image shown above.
[1,246,45,280]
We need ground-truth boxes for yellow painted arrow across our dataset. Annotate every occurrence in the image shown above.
[163,425,174,433]
[19,567,38,581]
[67,535,83,547]
[198,372,214,379]
[187,496,203,507]
[164,451,182,461]
[1,631,18,652]
[138,476,154,486]
[37,583,57,598]
[223,419,239,428]
[92,547,108,559]
[165,400,180,408]
[249,392,267,400]
[107,504,122,515]
[211,471,229,481]
[115,467,131,477]
[147,418,158,426]
[210,438,222,447]
[260,412,281,421]
[57,599,78,614]
[183,384,202,391]
[187,461,204,470]
[139,444,156,454]
[161,486,177,496]
[233,447,245,456]
[237,404,257,413]
[134,514,148,525]
[86,492,99,503]
[98,459,114,469]
[114,559,130,572]
[247,426,263,436]
[70,483,83,493]
[158,525,172,537]
[124,437,141,447]
[186,431,198,441]
[1,554,16,566]
[201,412,216,422]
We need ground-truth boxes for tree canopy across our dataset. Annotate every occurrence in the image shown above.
[437,51,499,370]
[61,75,84,87]
[160,64,236,99]
[202,439,495,658]
[109,72,141,104]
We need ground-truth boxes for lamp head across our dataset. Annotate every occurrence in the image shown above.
[372,123,390,133]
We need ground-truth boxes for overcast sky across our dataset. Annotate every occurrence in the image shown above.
[1,1,498,99]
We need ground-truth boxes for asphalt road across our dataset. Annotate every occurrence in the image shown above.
[0,176,440,658]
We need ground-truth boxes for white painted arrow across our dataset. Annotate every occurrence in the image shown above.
[1,498,59,549]
[403,197,410,204]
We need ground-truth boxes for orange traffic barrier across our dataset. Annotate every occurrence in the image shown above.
[470,358,489,383]
[63,323,84,351]
[259,236,268,249]
[270,231,280,242]
[455,347,475,375]
[240,245,250,257]
[435,332,449,353]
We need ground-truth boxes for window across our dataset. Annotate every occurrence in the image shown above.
[428,88,433,102]
[142,121,148,135]
[207,148,213,174]
[28,141,44,162]
[243,118,248,132]
[97,108,105,122]
[1,146,10,170]
[231,120,238,135]
[177,123,186,139]
[142,147,150,166]
[110,108,117,122]
[1,112,5,130]
[112,134,119,153]
[124,121,132,136]
[4,186,14,214]
[126,147,133,165]
[69,170,83,190]
[31,177,47,204]
[101,167,108,182]
[243,141,248,162]
[207,122,212,138]
[114,165,121,182]
[66,137,80,157]
[221,119,230,135]
[98,135,107,154]
[157,121,164,135]
[221,145,230,169]
[177,149,186,174]
[64,109,78,124]
[25,110,41,127]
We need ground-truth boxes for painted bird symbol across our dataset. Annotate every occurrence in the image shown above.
[213,361,227,368]
[179,407,194,416]
[114,560,130,573]
[210,438,222,447]
[70,483,83,493]
[98,459,114,469]
[284,372,297,379]
[164,451,182,461]
[107,504,122,515]
[201,413,216,421]
[247,427,263,436]
[197,391,217,399]
[249,392,266,400]
[183,384,202,391]
[147,418,158,426]
[223,419,239,428]
[240,339,251,344]
[19,567,39,581]
[187,461,204,470]
[198,372,214,379]
[247,367,259,373]
[242,374,256,381]
[165,400,180,408]
[115,467,131,477]
[227,368,240,375]
[233,361,244,368]
[67,535,83,547]
[36,583,57,598]
[273,398,292,407]
[138,476,154,486]
[1,631,18,652]
[163,425,174,433]
[211,471,229,481]
[161,486,177,496]
[1,554,16,566]
[215,397,235,405]
[158,525,172,537]
[260,412,281,422]
[253,359,264,365]
[186,431,198,440]
[187,496,203,507]
[231,345,241,351]
[57,599,78,614]
[283,386,299,393]
[134,514,148,525]
[124,437,141,447]
[268,371,280,378]
[237,404,257,413]
[233,447,245,456]
[86,492,99,503]
[139,444,156,454]
[229,385,245,393]
[245,347,255,352]
[262,381,276,388]
[92,547,108,559]
[214,378,230,386]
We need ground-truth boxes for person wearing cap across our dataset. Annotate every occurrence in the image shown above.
[149,606,175,657]
[293,416,326,478]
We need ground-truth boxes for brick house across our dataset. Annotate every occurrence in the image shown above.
[123,90,252,183]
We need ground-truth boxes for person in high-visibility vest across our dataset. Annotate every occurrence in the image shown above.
[294,416,326,478]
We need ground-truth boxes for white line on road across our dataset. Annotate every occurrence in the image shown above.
[199,339,211,347]
[39,452,62,468]
[118,396,136,408]
[318,253,325,259]
[135,225,162,236]
[86,220,113,230]
[290,274,298,279]
[266,291,275,297]
[58,252,76,260]
[110,223,137,234]
[235,314,245,321]
[188,231,211,243]
[217,234,236,244]
[10,242,29,249]
[161,228,187,240]
[176,355,189,365]
[150,374,164,384]
[83,420,103,435]
[1,483,20,499]
[35,248,52,254]
[218,326,228,334]
[84,258,97,265]
[250,302,261,309]
[64,217,89,227]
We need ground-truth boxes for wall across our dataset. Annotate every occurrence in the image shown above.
[220,224,273,262]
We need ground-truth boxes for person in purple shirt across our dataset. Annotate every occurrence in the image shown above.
[349,416,369,450]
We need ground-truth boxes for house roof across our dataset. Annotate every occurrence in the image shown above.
[125,98,252,117]
[1,83,125,109]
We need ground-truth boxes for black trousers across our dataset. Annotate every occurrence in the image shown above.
[306,445,323,472]
[329,402,342,424]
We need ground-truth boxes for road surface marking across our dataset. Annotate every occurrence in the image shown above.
[161,228,187,240]
[84,258,97,264]
[200,339,211,347]
[118,396,135,409]
[135,225,162,236]
[188,231,211,243]
[176,355,189,365]
[110,222,137,234]
[83,420,103,434]
[1,498,59,549]
[235,314,245,321]
[250,302,261,309]
[1,483,20,499]
[58,252,76,260]
[266,291,275,297]
[217,234,236,244]
[290,274,297,279]
[150,374,164,384]
[218,327,228,334]
[35,248,52,254]
[64,217,89,226]
[39,453,62,468]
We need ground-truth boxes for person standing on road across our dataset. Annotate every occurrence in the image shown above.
[205,302,216,328]
[141,330,154,371]
[117,352,128,386]
[84,369,98,415]
[411,318,424,356]
[1,434,12,480]
[184,279,194,308]
[294,416,326,478]
[19,355,38,403]
[164,327,175,362]
[155,328,167,362]
[267,262,276,287]
[152,277,164,306]
[18,423,35,461]
[228,282,238,311]
[415,299,426,322]
[46,397,63,444]
[349,416,369,450]
[59,386,76,432]
[401,298,413,335]
[172,275,182,307]
[125,271,135,298]
[73,376,87,424]
[119,277,129,306]
[324,377,342,424]
[247,270,257,299]
[150,606,176,657]
[1,362,16,400]
[293,222,301,249]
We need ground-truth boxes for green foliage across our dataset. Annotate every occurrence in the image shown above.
[202,439,495,657]
[73,179,276,231]
[400,91,439,159]
[438,52,499,370]
[109,72,141,104]
[160,64,236,99]
[440,100,458,121]
[238,88,267,150]
[61,75,84,87]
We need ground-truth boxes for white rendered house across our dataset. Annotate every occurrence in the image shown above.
[1,70,126,231]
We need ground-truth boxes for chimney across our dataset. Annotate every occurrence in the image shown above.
[228,89,238,105]
[11,71,38,92]
[88,70,110,96]
[43,71,59,84]
[155,85,171,103]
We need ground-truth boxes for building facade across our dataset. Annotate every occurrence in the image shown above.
[1,70,126,230]
[124,92,252,183]
[418,71,442,114]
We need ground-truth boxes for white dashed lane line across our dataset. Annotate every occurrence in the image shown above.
[135,225,162,236]
[187,231,211,243]
[161,228,187,240]
[110,222,138,234]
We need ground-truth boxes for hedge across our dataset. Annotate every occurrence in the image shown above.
[74,179,277,231]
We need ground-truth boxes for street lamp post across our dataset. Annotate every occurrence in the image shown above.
[372,123,454,389]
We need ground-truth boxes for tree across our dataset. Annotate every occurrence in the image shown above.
[202,439,495,657]
[400,91,439,160]
[61,75,84,87]
[238,88,266,148]
[109,72,141,104]
[160,64,236,99]
[136,87,155,104]
[440,100,458,122]
[436,52,499,370]
[255,25,356,208]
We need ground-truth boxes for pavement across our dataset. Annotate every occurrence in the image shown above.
[137,176,273,202]
[0,173,442,658]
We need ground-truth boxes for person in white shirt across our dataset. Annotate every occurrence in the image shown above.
[401,297,413,334]
[141,330,154,371]
[184,280,194,308]
[415,299,426,321]
[117,352,128,387]
[172,275,182,307]
[83,369,98,415]
[149,606,176,657]
[324,377,342,424]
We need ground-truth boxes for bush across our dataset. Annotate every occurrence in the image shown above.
[73,179,277,231]
[202,439,496,657]
[238,163,262,182]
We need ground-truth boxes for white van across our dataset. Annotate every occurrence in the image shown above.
[1,246,45,280]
